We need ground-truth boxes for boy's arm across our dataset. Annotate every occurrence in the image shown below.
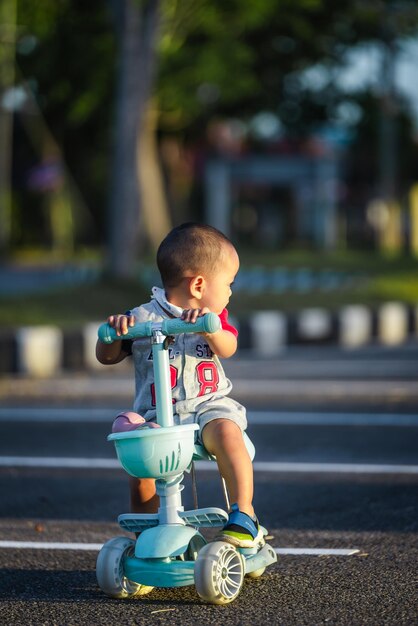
[181,308,237,358]
[202,328,237,358]
[96,313,135,364]
[96,339,130,364]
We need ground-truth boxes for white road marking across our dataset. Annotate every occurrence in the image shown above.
[1,407,417,426]
[246,461,418,475]
[1,456,418,474]
[275,548,360,556]
[0,407,116,422]
[0,541,103,551]
[0,456,119,469]
[0,540,359,556]
[249,412,418,427]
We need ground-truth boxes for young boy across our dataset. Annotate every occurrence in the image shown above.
[96,222,263,548]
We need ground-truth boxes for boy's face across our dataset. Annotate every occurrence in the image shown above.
[200,245,239,314]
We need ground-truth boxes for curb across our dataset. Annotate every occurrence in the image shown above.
[0,302,416,377]
[1,377,417,405]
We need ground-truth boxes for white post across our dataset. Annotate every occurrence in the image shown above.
[379,302,408,345]
[250,311,287,355]
[339,306,372,348]
[297,308,331,341]
[16,326,62,377]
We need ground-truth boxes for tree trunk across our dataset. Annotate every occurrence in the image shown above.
[108,0,161,279]
[138,103,172,252]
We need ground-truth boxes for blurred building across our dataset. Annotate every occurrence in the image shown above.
[205,152,338,249]
[199,119,339,249]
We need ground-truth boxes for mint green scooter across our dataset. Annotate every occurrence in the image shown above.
[96,313,276,604]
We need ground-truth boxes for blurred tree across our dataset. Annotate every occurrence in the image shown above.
[11,0,418,267]
[157,0,418,135]
[16,0,165,277]
[0,0,17,256]
[15,0,116,250]
[107,0,162,278]
[157,0,418,252]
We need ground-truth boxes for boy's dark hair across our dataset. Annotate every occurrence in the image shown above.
[157,223,233,288]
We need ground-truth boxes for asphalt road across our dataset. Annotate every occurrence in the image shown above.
[0,346,417,625]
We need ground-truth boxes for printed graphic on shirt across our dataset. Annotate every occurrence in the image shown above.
[146,347,181,361]
[195,343,213,358]
[196,361,220,396]
[149,360,221,403]
[131,297,235,415]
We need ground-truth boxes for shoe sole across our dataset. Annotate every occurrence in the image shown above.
[216,527,266,549]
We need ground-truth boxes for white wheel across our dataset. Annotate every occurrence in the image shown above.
[194,541,244,605]
[96,536,154,598]
[247,567,266,578]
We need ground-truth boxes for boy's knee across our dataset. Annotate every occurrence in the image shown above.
[202,418,243,452]
[129,476,158,513]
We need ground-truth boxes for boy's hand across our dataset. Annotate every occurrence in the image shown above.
[181,307,211,324]
[107,313,135,337]
[181,307,236,357]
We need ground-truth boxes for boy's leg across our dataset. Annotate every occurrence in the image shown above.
[201,418,264,548]
[201,418,254,518]
[129,477,159,513]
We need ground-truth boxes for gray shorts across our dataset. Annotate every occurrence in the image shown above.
[143,395,247,445]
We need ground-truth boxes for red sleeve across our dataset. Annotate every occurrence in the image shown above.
[219,308,238,338]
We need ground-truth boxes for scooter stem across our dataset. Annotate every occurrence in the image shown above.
[152,330,174,428]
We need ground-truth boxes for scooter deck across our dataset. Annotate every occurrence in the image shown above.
[119,507,229,533]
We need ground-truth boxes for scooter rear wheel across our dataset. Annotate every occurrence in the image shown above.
[96,536,154,598]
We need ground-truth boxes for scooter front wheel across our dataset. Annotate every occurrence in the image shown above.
[96,536,154,598]
[194,541,244,605]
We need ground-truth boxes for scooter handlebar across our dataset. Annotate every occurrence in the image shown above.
[97,312,221,344]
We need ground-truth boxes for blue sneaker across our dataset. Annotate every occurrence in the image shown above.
[217,503,265,548]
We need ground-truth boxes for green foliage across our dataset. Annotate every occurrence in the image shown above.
[18,2,116,129]
[10,0,418,253]
[157,0,418,133]
[16,0,116,242]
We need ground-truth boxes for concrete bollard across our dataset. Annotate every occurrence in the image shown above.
[297,308,331,341]
[16,326,63,377]
[378,302,408,346]
[250,311,287,356]
[339,305,372,348]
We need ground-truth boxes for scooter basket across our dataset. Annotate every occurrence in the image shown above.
[108,424,199,478]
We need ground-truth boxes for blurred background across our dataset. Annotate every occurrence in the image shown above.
[1,8,417,620]
[1,0,418,332]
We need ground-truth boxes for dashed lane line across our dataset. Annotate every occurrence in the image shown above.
[1,407,417,426]
[0,540,359,556]
[275,548,360,556]
[1,456,418,474]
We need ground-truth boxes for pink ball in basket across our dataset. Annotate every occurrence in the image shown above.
[112,411,160,433]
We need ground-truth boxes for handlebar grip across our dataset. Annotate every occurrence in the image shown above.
[161,312,221,335]
[97,321,153,344]
[97,312,221,344]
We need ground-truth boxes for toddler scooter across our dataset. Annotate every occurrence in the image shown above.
[96,313,276,604]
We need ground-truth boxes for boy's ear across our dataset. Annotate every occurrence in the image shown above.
[189,275,205,300]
